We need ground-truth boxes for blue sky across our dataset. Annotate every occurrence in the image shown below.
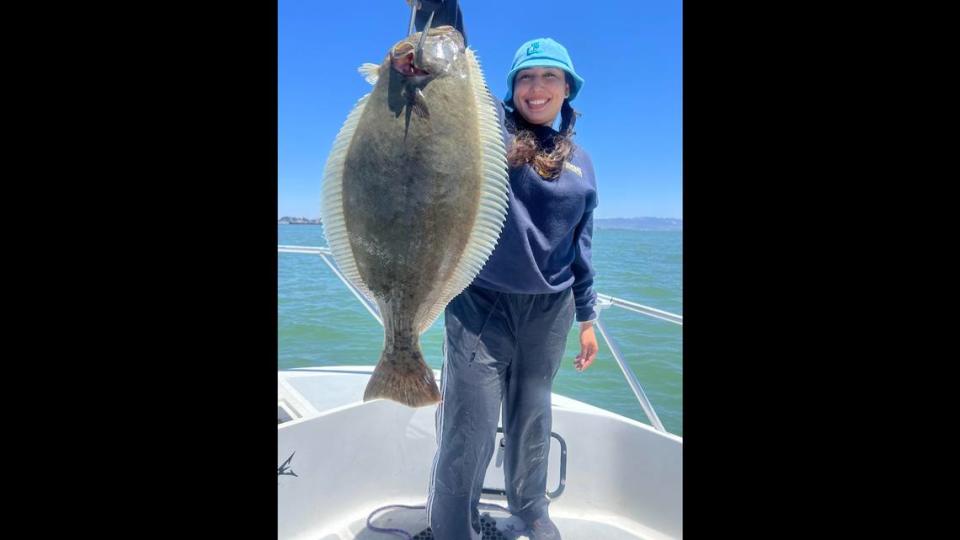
[279,1,682,219]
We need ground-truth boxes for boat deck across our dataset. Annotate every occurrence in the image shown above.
[315,501,672,540]
[279,367,682,540]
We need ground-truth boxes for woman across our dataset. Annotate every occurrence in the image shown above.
[414,2,599,539]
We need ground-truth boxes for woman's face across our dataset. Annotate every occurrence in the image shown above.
[512,67,570,127]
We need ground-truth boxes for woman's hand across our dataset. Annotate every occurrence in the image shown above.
[574,322,598,372]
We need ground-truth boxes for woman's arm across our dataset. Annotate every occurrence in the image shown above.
[572,211,599,372]
[571,209,598,323]
[572,182,599,372]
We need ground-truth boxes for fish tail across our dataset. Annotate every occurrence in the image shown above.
[363,342,441,408]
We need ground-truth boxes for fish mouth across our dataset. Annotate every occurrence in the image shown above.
[391,42,431,77]
[392,54,430,77]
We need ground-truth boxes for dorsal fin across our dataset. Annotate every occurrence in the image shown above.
[413,48,510,334]
[319,93,375,302]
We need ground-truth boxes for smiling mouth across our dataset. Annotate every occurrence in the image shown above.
[526,98,549,109]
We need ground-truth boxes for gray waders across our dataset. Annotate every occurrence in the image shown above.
[427,284,575,539]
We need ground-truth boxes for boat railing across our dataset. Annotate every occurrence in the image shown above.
[279,244,682,433]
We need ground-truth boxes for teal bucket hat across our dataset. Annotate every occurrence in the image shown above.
[504,37,584,108]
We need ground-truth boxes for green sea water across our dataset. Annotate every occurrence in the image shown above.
[278,225,683,436]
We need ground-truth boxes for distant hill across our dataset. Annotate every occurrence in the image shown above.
[595,217,682,231]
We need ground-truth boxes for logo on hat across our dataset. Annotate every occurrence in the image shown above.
[526,41,541,56]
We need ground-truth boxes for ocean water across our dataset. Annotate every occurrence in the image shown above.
[278,225,683,436]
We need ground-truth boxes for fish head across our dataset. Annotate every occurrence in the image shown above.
[389,25,465,84]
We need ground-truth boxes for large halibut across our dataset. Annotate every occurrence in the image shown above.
[320,26,509,407]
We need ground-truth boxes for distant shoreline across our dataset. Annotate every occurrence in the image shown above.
[278,217,321,225]
[278,216,682,231]
[594,217,682,232]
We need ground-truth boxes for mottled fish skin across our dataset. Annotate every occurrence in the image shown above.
[341,27,486,407]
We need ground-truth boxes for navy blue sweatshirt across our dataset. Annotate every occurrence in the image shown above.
[472,102,599,322]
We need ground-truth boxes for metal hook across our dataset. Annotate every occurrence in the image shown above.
[414,9,435,67]
[407,0,419,36]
